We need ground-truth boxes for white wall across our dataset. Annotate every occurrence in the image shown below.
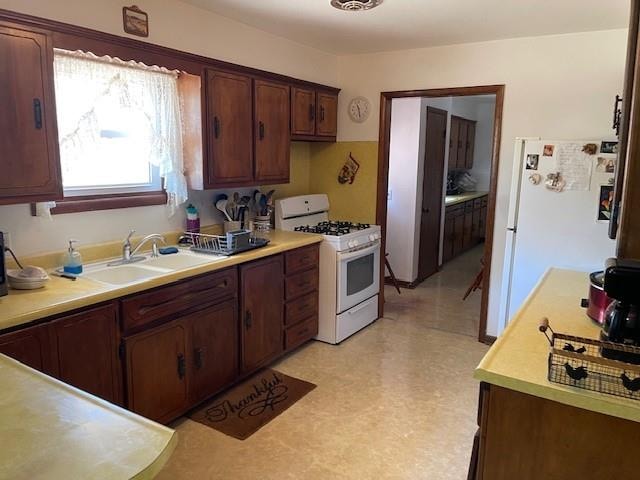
[0,0,338,257]
[336,28,627,336]
[386,98,425,282]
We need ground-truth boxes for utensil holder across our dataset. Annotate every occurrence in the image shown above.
[224,221,241,233]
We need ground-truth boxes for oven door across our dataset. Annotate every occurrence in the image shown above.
[336,241,380,314]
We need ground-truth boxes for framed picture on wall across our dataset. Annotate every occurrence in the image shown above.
[123,5,149,38]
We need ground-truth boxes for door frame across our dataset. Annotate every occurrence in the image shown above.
[376,84,505,344]
[417,106,448,282]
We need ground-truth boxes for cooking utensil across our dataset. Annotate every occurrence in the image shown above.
[216,199,233,221]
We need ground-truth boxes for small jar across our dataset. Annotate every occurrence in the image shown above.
[253,215,272,240]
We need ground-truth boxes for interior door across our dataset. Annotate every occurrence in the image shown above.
[205,69,254,187]
[125,321,188,423]
[240,256,284,373]
[187,300,238,405]
[254,79,290,183]
[418,107,447,281]
[0,23,61,204]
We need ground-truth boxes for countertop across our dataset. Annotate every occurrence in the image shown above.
[0,354,176,479]
[444,191,488,206]
[475,268,640,423]
[0,230,323,332]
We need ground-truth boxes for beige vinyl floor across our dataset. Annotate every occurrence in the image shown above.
[157,246,489,480]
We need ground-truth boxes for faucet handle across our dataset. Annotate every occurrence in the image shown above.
[125,230,135,244]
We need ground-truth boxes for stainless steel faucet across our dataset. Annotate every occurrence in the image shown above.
[108,230,166,266]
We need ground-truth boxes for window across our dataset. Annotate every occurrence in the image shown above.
[51,49,187,213]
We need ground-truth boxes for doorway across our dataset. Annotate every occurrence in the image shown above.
[377,85,504,343]
[418,107,447,281]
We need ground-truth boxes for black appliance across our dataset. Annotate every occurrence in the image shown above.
[601,257,640,363]
[0,232,7,297]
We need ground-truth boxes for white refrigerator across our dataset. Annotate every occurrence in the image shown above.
[500,138,617,330]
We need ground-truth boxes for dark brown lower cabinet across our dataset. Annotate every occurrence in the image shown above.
[0,323,54,374]
[125,320,189,423]
[471,383,640,479]
[187,299,239,405]
[51,303,122,405]
[443,196,487,264]
[240,256,284,373]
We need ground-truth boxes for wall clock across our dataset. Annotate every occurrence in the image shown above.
[348,96,371,123]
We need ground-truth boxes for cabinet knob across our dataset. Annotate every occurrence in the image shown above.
[259,121,265,140]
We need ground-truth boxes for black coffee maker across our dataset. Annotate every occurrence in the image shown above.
[601,257,640,363]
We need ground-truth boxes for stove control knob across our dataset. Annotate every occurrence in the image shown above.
[353,240,359,247]
[348,240,355,248]
[369,234,376,242]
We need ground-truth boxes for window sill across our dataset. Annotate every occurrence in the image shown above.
[30,191,167,216]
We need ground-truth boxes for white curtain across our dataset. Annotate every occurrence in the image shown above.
[53,49,188,216]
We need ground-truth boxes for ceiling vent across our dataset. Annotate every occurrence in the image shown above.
[330,0,383,11]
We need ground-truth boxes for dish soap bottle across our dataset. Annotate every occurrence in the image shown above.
[186,203,200,233]
[63,239,83,274]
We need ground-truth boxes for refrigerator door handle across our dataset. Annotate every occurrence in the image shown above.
[507,227,517,232]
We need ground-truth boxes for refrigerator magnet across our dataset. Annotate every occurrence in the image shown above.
[545,172,566,192]
[528,173,542,185]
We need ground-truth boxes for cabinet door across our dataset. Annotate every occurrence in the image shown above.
[0,324,55,375]
[316,92,338,137]
[205,69,253,187]
[465,121,476,169]
[240,256,284,373]
[456,120,468,169]
[254,80,290,184]
[187,300,238,405]
[472,207,482,245]
[442,216,455,263]
[125,321,188,423]
[453,212,465,256]
[0,23,61,205]
[51,304,122,404]
[448,117,459,169]
[463,205,474,250]
[291,87,316,136]
[479,205,488,240]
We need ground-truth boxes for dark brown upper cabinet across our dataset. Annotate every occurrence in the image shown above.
[448,116,476,170]
[316,92,338,137]
[205,69,254,188]
[254,80,290,184]
[291,87,338,141]
[0,21,62,205]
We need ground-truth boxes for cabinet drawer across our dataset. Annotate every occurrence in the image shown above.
[285,268,318,300]
[285,316,318,351]
[285,244,319,274]
[285,291,318,326]
[122,268,237,333]
[446,205,463,218]
[473,198,483,209]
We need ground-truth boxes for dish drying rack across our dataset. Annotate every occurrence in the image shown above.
[183,230,269,256]
[539,318,640,401]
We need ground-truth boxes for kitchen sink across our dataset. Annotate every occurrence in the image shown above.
[141,251,223,270]
[83,265,169,286]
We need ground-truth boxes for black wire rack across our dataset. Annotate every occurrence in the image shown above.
[539,318,640,401]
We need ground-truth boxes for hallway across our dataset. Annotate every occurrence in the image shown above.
[385,245,484,338]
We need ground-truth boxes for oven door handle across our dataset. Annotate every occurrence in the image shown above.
[337,241,380,262]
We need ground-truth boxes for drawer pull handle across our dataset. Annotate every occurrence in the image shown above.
[309,104,315,121]
[177,354,186,379]
[33,98,42,129]
[194,347,205,370]
[245,310,252,329]
[214,116,221,138]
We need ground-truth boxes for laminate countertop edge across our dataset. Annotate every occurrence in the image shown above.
[0,230,323,333]
[444,191,488,206]
[474,267,640,424]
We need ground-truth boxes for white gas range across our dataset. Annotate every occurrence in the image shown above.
[275,194,381,344]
